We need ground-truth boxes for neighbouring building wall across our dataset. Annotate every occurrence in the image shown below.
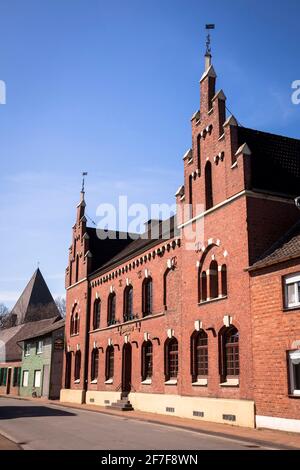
[0,362,22,396]
[49,328,64,399]
[20,337,52,398]
[250,258,300,433]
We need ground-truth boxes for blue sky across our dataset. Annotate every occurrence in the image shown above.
[0,0,299,308]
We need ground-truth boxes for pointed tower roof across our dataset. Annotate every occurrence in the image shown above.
[9,268,59,325]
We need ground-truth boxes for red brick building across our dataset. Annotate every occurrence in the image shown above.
[61,50,300,430]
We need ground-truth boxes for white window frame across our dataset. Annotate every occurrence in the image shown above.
[36,340,43,354]
[284,273,300,309]
[24,343,30,357]
[33,370,41,388]
[288,350,300,396]
[22,370,29,387]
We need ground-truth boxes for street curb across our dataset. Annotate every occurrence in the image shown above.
[0,430,22,450]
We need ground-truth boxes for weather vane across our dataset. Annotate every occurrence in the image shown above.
[205,24,215,55]
[82,172,88,193]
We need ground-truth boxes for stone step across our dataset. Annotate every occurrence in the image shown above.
[106,402,134,411]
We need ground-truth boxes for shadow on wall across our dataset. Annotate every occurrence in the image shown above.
[0,405,76,420]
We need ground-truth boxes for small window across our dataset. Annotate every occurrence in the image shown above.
[191,330,208,381]
[224,327,239,378]
[24,343,30,357]
[22,370,29,387]
[34,370,41,388]
[13,367,21,387]
[288,350,300,396]
[284,273,300,309]
[142,278,153,317]
[0,368,7,386]
[36,340,43,354]
[124,285,133,322]
[165,337,178,381]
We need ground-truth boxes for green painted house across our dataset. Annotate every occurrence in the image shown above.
[19,318,65,399]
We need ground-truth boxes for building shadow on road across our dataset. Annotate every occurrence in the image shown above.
[0,406,76,420]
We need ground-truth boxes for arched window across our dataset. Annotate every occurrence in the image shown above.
[105,346,114,381]
[209,260,219,299]
[142,278,152,317]
[124,285,133,321]
[70,313,74,335]
[201,271,207,302]
[75,254,79,283]
[69,262,73,287]
[220,326,239,381]
[164,337,178,381]
[221,264,227,296]
[197,134,201,170]
[141,341,153,381]
[205,161,213,210]
[74,350,81,381]
[74,312,79,334]
[91,348,99,382]
[191,330,208,382]
[189,174,193,218]
[107,293,116,326]
[93,298,101,330]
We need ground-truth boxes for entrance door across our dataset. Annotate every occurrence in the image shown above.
[65,352,72,389]
[6,368,11,395]
[122,343,132,393]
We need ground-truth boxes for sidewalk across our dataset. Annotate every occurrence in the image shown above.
[1,394,300,449]
[0,433,20,450]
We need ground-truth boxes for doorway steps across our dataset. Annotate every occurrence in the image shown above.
[106,393,134,411]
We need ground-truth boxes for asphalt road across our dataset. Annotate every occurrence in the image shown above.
[0,397,277,450]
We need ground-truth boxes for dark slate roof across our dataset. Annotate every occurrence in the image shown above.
[9,268,59,326]
[238,127,300,197]
[249,219,300,271]
[0,317,60,362]
[90,216,178,278]
[86,227,133,273]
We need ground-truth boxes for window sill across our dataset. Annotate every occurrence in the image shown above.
[199,295,227,306]
[164,379,178,385]
[220,378,239,387]
[192,378,208,386]
[283,306,300,313]
[105,379,113,384]
[288,393,300,398]
[36,352,43,355]
[74,379,80,384]
[141,379,152,385]
[90,379,98,384]
[70,333,80,337]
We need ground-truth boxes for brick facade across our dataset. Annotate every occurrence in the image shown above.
[61,52,300,429]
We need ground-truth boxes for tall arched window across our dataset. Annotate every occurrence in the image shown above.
[70,313,74,335]
[74,312,79,334]
[124,285,133,321]
[74,350,81,381]
[221,264,227,296]
[205,161,213,210]
[105,346,114,381]
[201,271,207,302]
[209,260,219,299]
[141,341,153,381]
[142,278,152,317]
[197,134,201,170]
[189,174,193,218]
[107,293,116,326]
[91,348,99,382]
[220,326,239,381]
[93,298,101,330]
[164,337,178,381]
[191,330,208,382]
[75,254,79,283]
